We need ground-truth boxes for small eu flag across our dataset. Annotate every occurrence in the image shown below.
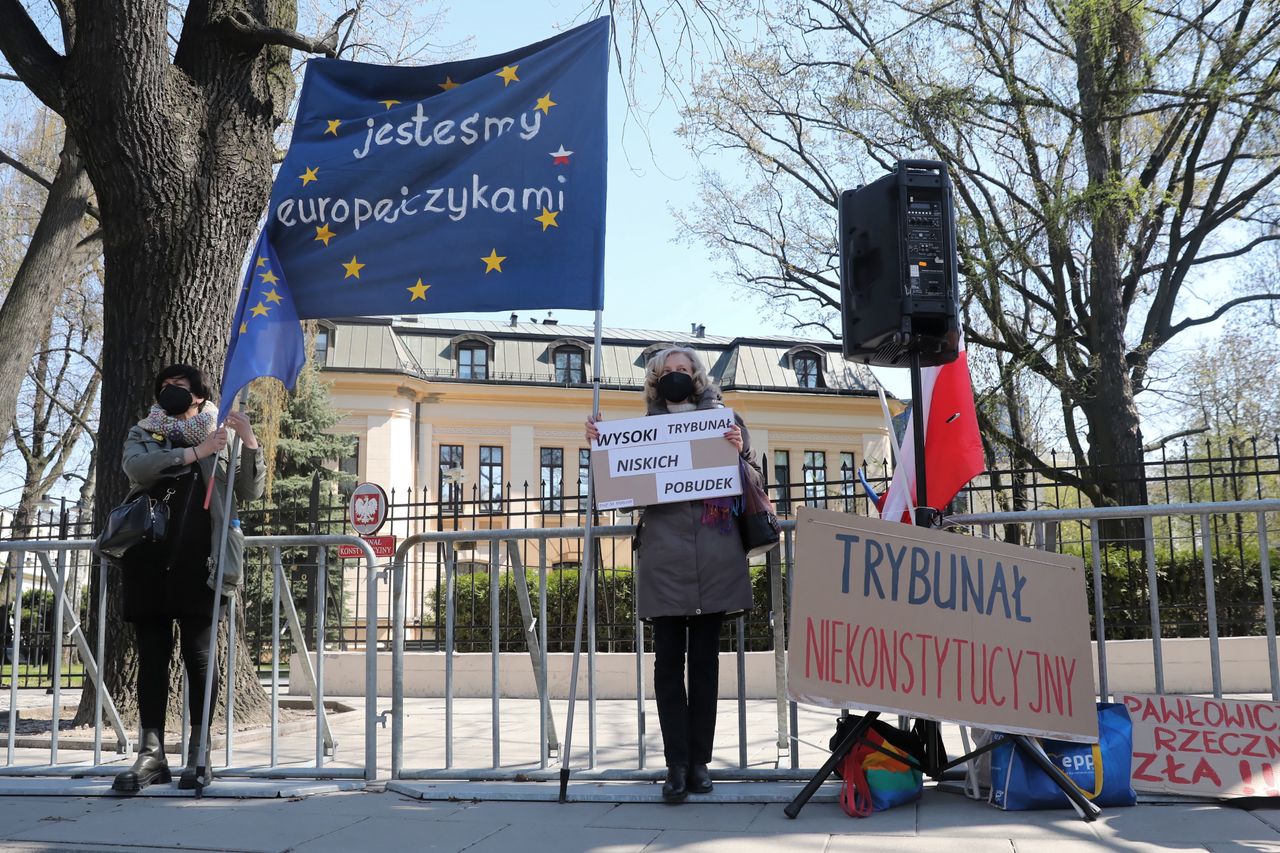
[218,232,307,424]
[265,16,610,318]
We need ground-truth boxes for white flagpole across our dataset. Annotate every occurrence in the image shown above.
[194,389,247,795]
[876,384,916,521]
[559,308,604,802]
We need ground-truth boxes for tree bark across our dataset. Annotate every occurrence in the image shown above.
[30,0,297,729]
[0,136,93,450]
[1072,1,1149,545]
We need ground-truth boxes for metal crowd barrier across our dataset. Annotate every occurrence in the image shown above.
[949,499,1280,703]
[1,535,380,781]
[388,499,1280,782]
[4,500,1277,786]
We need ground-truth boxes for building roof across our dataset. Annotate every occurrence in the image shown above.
[321,316,889,396]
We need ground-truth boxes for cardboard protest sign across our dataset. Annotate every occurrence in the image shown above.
[590,408,740,510]
[787,507,1098,742]
[1119,693,1280,797]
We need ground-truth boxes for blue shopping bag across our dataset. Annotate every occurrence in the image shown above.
[989,702,1137,810]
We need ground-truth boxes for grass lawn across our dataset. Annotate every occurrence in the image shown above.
[0,661,87,685]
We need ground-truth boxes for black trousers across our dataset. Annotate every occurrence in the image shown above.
[134,617,216,732]
[652,613,723,766]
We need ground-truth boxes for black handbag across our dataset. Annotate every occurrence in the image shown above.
[93,484,176,559]
[738,456,781,557]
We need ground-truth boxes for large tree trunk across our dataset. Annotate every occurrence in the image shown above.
[61,1,297,730]
[1073,2,1149,546]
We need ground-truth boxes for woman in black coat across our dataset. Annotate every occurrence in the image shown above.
[587,346,756,802]
[111,364,264,793]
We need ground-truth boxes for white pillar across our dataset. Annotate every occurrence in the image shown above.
[416,413,433,497]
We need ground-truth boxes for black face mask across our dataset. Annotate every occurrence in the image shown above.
[657,371,695,403]
[158,384,194,416]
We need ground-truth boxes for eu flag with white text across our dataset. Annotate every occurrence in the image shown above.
[267,17,609,317]
[218,233,307,423]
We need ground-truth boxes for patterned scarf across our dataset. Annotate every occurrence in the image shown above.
[138,404,217,449]
[701,495,741,532]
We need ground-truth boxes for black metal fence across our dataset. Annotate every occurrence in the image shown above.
[3,434,1278,688]
[0,508,95,690]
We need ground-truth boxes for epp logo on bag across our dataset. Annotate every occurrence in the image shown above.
[1058,753,1095,773]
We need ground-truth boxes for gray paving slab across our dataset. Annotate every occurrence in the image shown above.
[386,779,842,803]
[0,777,364,798]
[450,824,660,853]
[911,789,1102,841]
[747,800,919,836]
[1248,807,1280,833]
[287,814,506,853]
[1015,839,1212,852]
[5,799,235,849]
[826,837,1014,852]
[643,829,847,852]
[1091,805,1280,844]
[441,799,619,826]
[0,844,234,853]
[0,797,116,840]
[160,802,367,853]
[587,801,765,832]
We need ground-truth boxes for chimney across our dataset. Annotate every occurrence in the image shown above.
[542,311,558,326]
[509,312,518,326]
[695,324,706,338]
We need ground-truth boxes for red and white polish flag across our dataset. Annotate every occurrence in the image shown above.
[879,335,985,524]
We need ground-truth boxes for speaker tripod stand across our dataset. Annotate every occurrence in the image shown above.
[783,351,1101,822]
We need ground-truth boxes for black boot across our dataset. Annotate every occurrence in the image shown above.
[178,727,209,790]
[687,763,713,794]
[112,728,170,793]
[662,764,689,803]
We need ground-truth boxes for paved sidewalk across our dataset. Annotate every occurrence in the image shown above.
[3,785,1280,852]
[8,692,1280,850]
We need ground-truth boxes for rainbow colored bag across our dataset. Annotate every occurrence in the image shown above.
[833,717,925,817]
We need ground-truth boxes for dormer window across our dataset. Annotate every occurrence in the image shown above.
[458,345,488,379]
[785,346,826,389]
[548,339,589,384]
[313,321,336,365]
[314,327,331,363]
[795,353,821,388]
[555,348,585,383]
[450,333,495,380]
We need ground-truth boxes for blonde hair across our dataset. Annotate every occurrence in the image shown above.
[643,346,714,407]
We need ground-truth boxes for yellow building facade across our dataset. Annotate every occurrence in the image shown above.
[314,316,901,638]
[318,316,899,517]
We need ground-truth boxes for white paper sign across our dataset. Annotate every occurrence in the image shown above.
[590,409,741,508]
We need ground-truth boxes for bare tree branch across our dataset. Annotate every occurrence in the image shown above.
[1143,426,1210,453]
[213,8,355,59]
[0,146,52,189]
[0,0,66,113]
